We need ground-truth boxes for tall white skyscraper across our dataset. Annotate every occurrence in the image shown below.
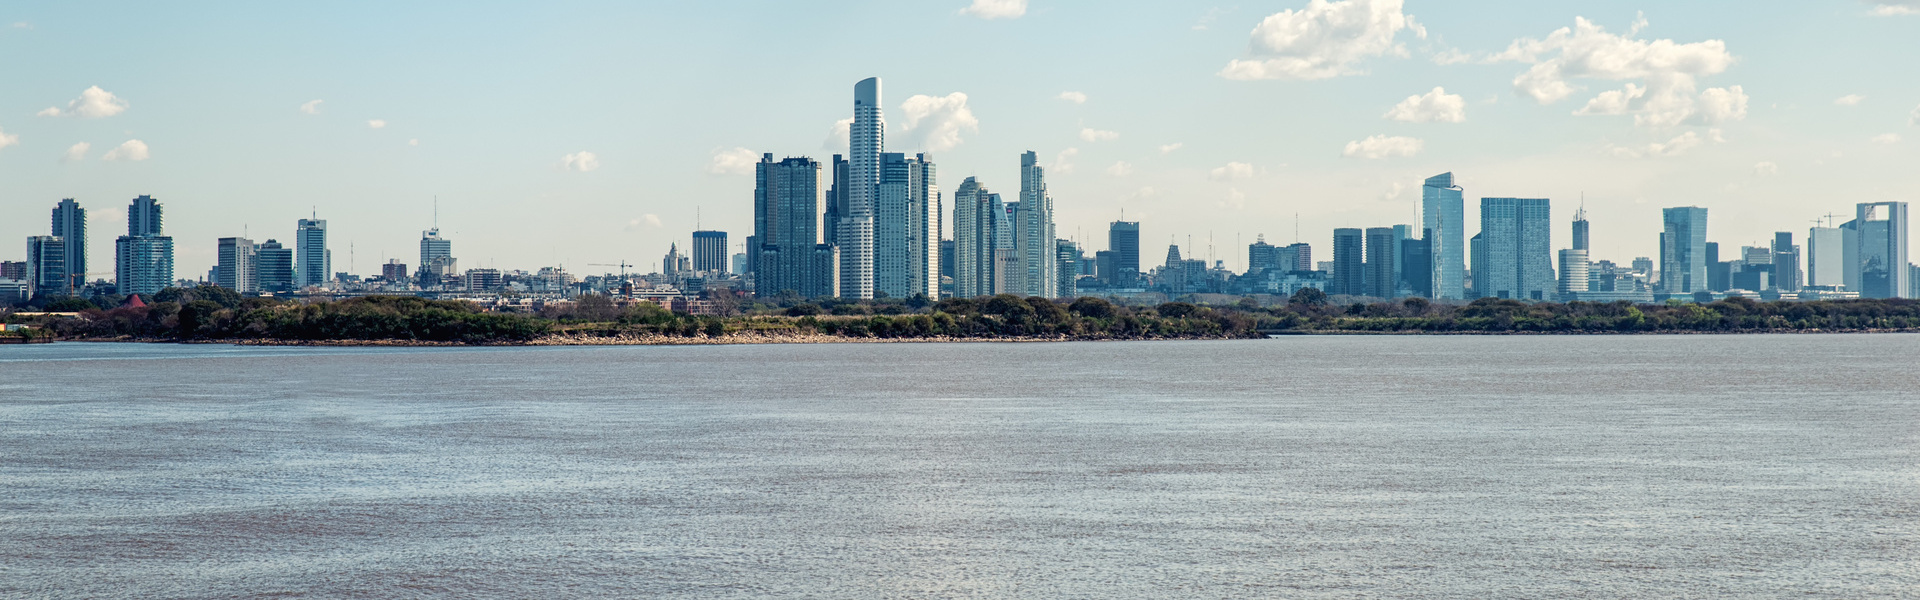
[874,152,939,299]
[1422,173,1465,300]
[838,77,883,299]
[952,177,1007,298]
[1016,151,1057,297]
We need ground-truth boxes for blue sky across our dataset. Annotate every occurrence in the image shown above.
[2,0,1916,278]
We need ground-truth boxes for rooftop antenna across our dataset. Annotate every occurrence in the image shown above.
[434,195,439,230]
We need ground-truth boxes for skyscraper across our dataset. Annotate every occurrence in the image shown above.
[1017,151,1057,297]
[824,154,848,247]
[50,199,86,291]
[1772,232,1801,292]
[26,236,66,299]
[115,195,175,298]
[753,154,834,298]
[1659,207,1708,294]
[1558,207,1590,300]
[216,236,258,292]
[1422,173,1466,299]
[1332,228,1364,296]
[692,230,728,274]
[839,77,883,299]
[1108,221,1140,287]
[1478,197,1553,300]
[296,216,328,287]
[1807,224,1845,288]
[875,152,938,299]
[1055,239,1079,298]
[1364,227,1397,298]
[419,228,454,287]
[1850,201,1909,298]
[256,239,295,292]
[951,177,1006,298]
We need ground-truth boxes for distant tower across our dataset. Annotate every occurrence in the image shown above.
[296,216,329,287]
[1017,151,1057,297]
[754,154,833,298]
[692,230,729,275]
[1422,173,1466,300]
[116,195,174,298]
[839,77,883,299]
[1559,206,1590,300]
[1659,207,1708,294]
[51,199,86,293]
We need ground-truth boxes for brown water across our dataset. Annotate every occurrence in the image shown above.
[2,336,1917,598]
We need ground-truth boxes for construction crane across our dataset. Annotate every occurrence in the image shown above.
[588,262,634,277]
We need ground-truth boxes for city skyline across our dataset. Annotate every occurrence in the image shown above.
[3,1,1918,278]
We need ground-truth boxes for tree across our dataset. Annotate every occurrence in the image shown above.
[1156,302,1200,318]
[1289,287,1328,307]
[1068,297,1116,318]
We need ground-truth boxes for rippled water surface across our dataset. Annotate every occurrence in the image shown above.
[2,336,1918,598]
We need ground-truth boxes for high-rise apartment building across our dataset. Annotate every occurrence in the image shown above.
[1332,228,1364,296]
[1806,224,1845,288]
[875,152,938,299]
[838,77,883,299]
[50,199,86,291]
[382,259,409,283]
[692,230,728,275]
[753,154,834,298]
[26,236,67,299]
[1422,172,1466,299]
[824,155,848,247]
[256,240,295,292]
[951,177,1008,298]
[216,236,258,292]
[296,217,329,287]
[1659,207,1708,294]
[1108,221,1140,287]
[1772,232,1801,291]
[1558,207,1590,299]
[1477,197,1553,300]
[1055,239,1079,298]
[1364,227,1397,298]
[115,195,174,298]
[1017,151,1057,298]
[418,229,454,286]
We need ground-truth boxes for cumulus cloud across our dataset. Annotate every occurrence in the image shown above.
[39,86,129,118]
[61,142,89,161]
[300,99,324,114]
[102,139,149,161]
[367,119,387,129]
[1159,142,1184,154]
[0,126,17,150]
[1106,161,1133,176]
[408,138,419,146]
[1869,0,1919,15]
[1383,87,1466,122]
[1493,15,1745,128]
[562,151,600,172]
[1079,127,1119,142]
[1221,188,1247,210]
[1753,161,1778,176]
[899,93,979,151]
[1209,161,1256,180]
[1834,94,1865,106]
[709,147,758,175]
[1872,133,1902,144]
[959,0,1026,19]
[1051,147,1079,174]
[1219,0,1425,81]
[822,117,854,152]
[1608,131,1705,158]
[644,214,663,228]
[1058,91,1087,104]
[1342,135,1423,159]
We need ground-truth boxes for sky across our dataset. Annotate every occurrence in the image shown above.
[2,0,1917,279]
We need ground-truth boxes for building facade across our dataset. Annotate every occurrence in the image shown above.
[951,177,1006,298]
[1659,207,1708,294]
[26,236,67,298]
[1016,151,1057,298]
[296,217,328,287]
[838,77,883,299]
[115,195,174,298]
[691,230,728,275]
[1108,221,1140,287]
[1477,197,1553,300]
[1332,228,1364,296]
[874,152,939,299]
[51,199,86,291]
[256,239,295,292]
[753,154,834,298]
[1422,172,1466,300]
[216,236,258,292]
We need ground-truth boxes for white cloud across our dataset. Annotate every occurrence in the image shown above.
[1870,1,1920,15]
[959,0,1026,19]
[1221,188,1248,210]
[408,138,419,146]
[1431,48,1472,65]
[0,126,17,150]
[300,99,324,114]
[709,147,758,175]
[1753,161,1778,176]
[1383,86,1466,122]
[367,119,387,129]
[61,142,89,161]
[1126,186,1158,201]
[10,22,30,29]
[822,117,854,152]
[644,214,663,228]
[1493,16,1744,128]
[899,93,979,151]
[39,86,129,118]
[1608,131,1704,158]
[562,151,600,172]
[1051,147,1079,174]
[1105,161,1133,176]
[1057,91,1087,104]
[1909,104,1920,126]
[1341,135,1423,159]
[1872,133,1902,144]
[1159,142,1184,154]
[1209,161,1256,180]
[102,139,149,161]
[1079,127,1119,142]
[1834,94,1865,106]
[1219,0,1425,81]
